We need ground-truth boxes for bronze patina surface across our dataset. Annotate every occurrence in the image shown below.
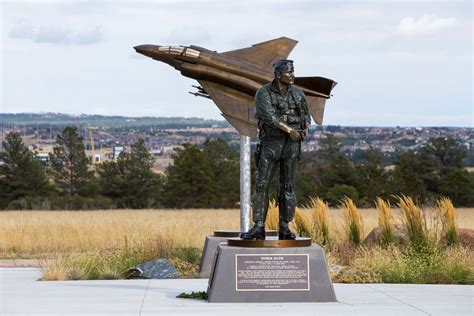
[213,230,277,237]
[134,37,337,137]
[240,60,315,241]
[227,237,312,248]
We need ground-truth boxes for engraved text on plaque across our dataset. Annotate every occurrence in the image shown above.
[235,254,310,291]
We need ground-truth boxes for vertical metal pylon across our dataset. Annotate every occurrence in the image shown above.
[240,135,251,232]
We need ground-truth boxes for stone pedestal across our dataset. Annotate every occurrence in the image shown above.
[199,230,277,278]
[207,239,337,303]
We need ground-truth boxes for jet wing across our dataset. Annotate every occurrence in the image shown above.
[197,80,258,137]
[223,37,298,72]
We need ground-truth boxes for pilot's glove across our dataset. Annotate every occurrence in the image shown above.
[299,129,308,140]
[289,129,302,141]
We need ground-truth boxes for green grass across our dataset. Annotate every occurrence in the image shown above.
[350,244,473,284]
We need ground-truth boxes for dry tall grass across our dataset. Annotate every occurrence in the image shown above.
[397,195,427,246]
[292,207,312,237]
[340,197,364,245]
[1,207,473,259]
[306,197,330,246]
[0,209,240,258]
[436,197,459,246]
[264,200,279,230]
[376,198,394,245]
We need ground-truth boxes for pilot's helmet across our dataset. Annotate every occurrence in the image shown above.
[273,60,294,73]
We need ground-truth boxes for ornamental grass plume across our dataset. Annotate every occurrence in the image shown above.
[306,197,330,246]
[37,255,71,281]
[436,197,459,246]
[292,208,312,237]
[265,199,279,230]
[397,195,427,248]
[375,197,394,246]
[340,197,364,246]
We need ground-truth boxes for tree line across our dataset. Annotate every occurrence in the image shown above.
[1,127,473,210]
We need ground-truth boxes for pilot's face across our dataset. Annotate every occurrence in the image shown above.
[279,68,295,85]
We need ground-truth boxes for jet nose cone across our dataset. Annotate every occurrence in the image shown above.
[134,44,161,58]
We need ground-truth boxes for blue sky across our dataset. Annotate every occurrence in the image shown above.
[1,0,472,127]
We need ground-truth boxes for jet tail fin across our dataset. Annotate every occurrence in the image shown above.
[306,95,327,126]
[294,76,337,98]
[294,77,337,125]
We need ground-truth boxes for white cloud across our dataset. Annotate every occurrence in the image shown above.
[397,14,457,37]
[8,20,103,45]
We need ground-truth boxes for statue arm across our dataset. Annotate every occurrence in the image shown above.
[255,88,279,128]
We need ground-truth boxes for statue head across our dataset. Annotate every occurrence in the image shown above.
[273,59,295,85]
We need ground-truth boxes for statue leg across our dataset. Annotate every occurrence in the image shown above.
[278,141,299,239]
[252,142,279,225]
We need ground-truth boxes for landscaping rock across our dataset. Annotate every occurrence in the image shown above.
[458,228,474,249]
[128,259,180,279]
[329,264,344,274]
[364,225,407,246]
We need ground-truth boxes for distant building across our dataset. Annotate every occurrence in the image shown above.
[113,146,124,159]
[35,153,49,165]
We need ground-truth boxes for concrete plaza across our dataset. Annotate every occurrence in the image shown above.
[1,268,472,315]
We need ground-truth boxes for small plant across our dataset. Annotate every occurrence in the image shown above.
[397,195,428,248]
[38,255,70,281]
[436,197,459,246]
[169,258,199,278]
[375,197,394,246]
[306,197,330,246]
[177,291,208,300]
[265,199,279,230]
[340,197,364,246]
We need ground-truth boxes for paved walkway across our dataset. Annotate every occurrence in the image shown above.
[1,268,472,315]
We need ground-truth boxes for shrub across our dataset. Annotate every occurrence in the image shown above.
[340,197,364,246]
[352,244,473,284]
[332,265,382,283]
[39,233,175,280]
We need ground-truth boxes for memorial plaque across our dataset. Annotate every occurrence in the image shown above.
[235,254,309,291]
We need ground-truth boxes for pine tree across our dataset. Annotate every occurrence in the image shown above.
[421,137,467,174]
[96,139,162,208]
[356,147,389,203]
[162,144,216,208]
[203,138,239,208]
[49,127,92,195]
[0,132,51,207]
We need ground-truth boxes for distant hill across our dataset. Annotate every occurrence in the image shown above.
[1,113,230,129]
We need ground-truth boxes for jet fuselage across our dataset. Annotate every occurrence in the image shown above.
[134,44,328,98]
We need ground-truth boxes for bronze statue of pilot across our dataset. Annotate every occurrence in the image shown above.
[241,60,310,240]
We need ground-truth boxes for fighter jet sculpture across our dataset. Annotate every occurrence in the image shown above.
[134,37,336,137]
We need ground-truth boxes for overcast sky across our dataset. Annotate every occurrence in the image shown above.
[1,0,472,127]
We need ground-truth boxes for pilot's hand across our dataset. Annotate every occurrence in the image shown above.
[289,129,301,141]
[300,129,308,140]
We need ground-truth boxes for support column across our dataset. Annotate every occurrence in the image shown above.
[240,135,251,232]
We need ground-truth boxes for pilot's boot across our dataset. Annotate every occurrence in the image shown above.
[279,222,296,240]
[240,225,265,240]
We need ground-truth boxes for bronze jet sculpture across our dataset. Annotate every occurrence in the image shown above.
[134,37,336,136]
